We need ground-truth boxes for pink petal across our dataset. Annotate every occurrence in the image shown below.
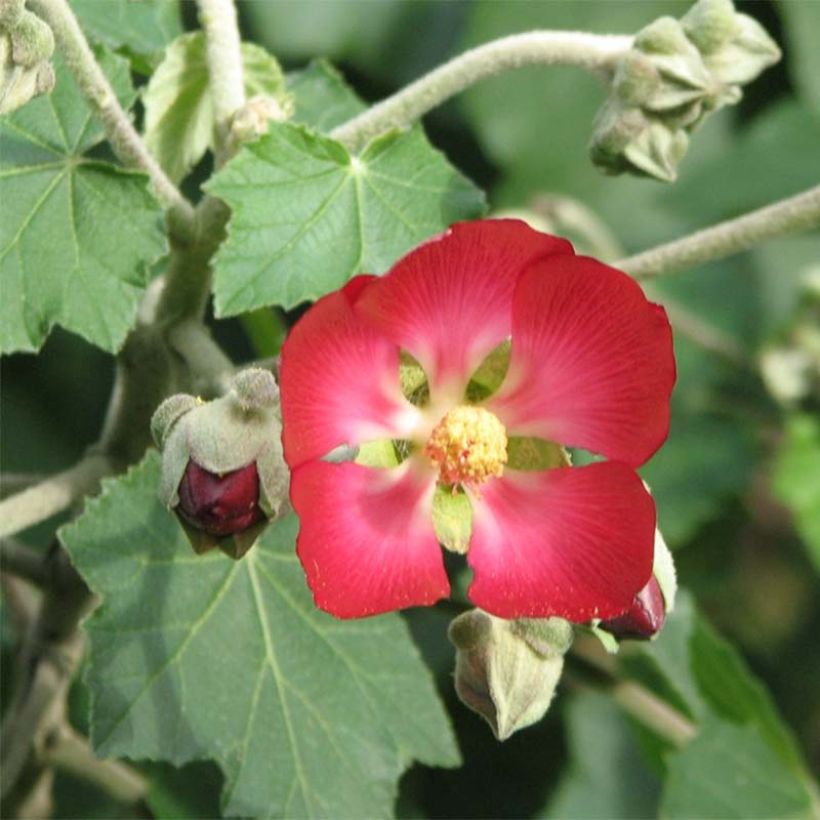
[280,276,416,469]
[488,256,675,467]
[357,220,572,398]
[291,461,448,618]
[467,462,655,621]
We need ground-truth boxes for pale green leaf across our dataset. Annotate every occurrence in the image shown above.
[0,52,166,354]
[208,122,486,314]
[72,0,182,65]
[143,32,290,183]
[287,60,366,132]
[60,453,459,819]
[773,413,820,571]
[661,719,815,819]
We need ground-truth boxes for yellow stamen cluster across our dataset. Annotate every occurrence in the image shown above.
[425,406,508,486]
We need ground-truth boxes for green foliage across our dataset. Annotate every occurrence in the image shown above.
[208,122,485,314]
[71,0,182,68]
[773,413,820,571]
[60,453,459,818]
[287,60,366,131]
[624,594,817,815]
[779,0,820,114]
[143,33,291,183]
[544,691,660,818]
[0,51,166,353]
[661,719,814,818]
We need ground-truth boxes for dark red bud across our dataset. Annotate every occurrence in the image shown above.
[600,575,666,640]
[176,461,264,537]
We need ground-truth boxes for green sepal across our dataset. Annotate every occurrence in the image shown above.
[355,439,399,468]
[399,351,428,404]
[432,486,472,554]
[151,368,290,558]
[466,340,511,401]
[506,437,570,471]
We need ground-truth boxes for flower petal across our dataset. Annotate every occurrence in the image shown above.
[280,276,417,468]
[488,256,675,467]
[291,460,448,618]
[467,462,656,621]
[357,220,572,398]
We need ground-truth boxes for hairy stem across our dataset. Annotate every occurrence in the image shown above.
[619,184,820,279]
[331,31,632,152]
[28,0,194,225]
[0,455,112,540]
[197,0,246,163]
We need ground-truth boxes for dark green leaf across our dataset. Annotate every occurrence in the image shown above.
[61,453,459,819]
[72,0,182,64]
[543,691,660,819]
[287,60,366,132]
[0,52,166,354]
[208,122,485,314]
[661,718,815,819]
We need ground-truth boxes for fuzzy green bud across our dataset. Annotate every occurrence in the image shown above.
[151,368,289,559]
[590,0,780,182]
[0,6,55,114]
[448,610,573,740]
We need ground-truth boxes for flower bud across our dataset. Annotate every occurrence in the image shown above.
[0,7,54,114]
[176,460,265,537]
[448,609,573,740]
[599,575,666,640]
[590,0,780,182]
[151,368,289,559]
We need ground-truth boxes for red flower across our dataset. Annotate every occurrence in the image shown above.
[280,220,675,620]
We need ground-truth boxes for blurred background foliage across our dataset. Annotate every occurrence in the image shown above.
[2,0,818,816]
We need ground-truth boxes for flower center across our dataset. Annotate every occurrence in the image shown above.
[425,405,508,486]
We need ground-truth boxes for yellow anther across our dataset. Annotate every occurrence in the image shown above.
[425,406,508,486]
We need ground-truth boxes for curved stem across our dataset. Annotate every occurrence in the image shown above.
[0,455,112,540]
[331,31,632,152]
[28,0,194,226]
[197,0,246,162]
[619,184,820,279]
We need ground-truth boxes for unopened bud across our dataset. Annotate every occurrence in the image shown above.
[10,11,53,67]
[0,7,54,114]
[590,0,780,182]
[228,93,293,149]
[599,575,666,640]
[0,0,25,28]
[449,609,572,740]
[176,460,265,537]
[151,368,289,559]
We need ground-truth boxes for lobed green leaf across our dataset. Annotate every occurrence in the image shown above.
[0,52,166,354]
[60,453,459,819]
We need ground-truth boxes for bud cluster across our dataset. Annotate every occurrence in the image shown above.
[590,0,780,182]
[448,610,573,740]
[0,0,55,115]
[151,368,289,559]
